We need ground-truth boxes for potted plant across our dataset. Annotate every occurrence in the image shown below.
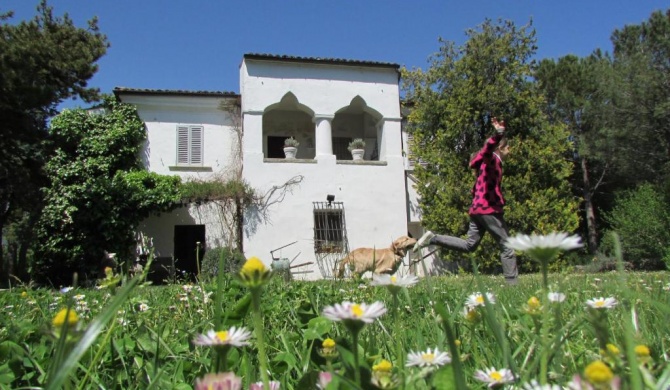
[283,137,299,159]
[347,138,366,161]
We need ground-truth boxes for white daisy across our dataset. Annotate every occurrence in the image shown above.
[406,347,452,367]
[474,367,515,387]
[322,301,387,324]
[250,381,280,390]
[192,326,252,347]
[59,287,73,294]
[370,274,419,292]
[586,297,618,310]
[73,294,86,301]
[547,292,566,303]
[506,232,582,262]
[138,303,149,312]
[465,292,496,308]
[520,380,563,390]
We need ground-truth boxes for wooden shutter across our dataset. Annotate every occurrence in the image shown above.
[190,126,203,165]
[177,126,190,164]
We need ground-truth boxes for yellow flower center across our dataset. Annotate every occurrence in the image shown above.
[584,360,613,384]
[215,331,229,342]
[52,308,79,328]
[242,257,266,274]
[322,338,336,348]
[373,359,393,372]
[490,371,503,381]
[475,295,485,304]
[391,276,397,284]
[527,296,540,309]
[635,345,650,357]
[594,300,605,308]
[422,353,435,362]
[351,304,364,318]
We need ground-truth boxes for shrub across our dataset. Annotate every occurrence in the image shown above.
[347,138,366,152]
[283,137,299,147]
[200,247,245,279]
[600,183,670,270]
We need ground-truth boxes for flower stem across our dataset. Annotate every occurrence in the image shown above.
[351,328,361,388]
[251,288,270,389]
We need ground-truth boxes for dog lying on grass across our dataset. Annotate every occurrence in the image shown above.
[335,235,417,278]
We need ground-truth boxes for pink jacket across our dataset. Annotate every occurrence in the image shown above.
[468,134,505,215]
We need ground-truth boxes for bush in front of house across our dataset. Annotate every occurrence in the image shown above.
[200,247,245,278]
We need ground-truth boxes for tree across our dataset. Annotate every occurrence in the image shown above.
[0,1,108,284]
[607,10,670,188]
[535,54,614,253]
[403,19,580,272]
[33,97,181,286]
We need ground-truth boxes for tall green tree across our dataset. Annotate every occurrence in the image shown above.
[403,19,580,272]
[0,1,108,284]
[34,97,181,286]
[535,54,614,253]
[607,9,670,187]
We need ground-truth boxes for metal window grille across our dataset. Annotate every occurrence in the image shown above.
[333,137,352,160]
[313,201,349,278]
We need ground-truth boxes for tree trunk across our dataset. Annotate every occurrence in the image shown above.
[581,157,598,253]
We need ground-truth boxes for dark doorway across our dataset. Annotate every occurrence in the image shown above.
[174,225,205,281]
[267,136,290,158]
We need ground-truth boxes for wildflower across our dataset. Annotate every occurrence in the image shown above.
[547,292,566,303]
[239,256,272,288]
[520,380,562,390]
[317,372,332,389]
[73,294,85,301]
[194,372,242,390]
[463,307,482,324]
[465,292,496,308]
[21,291,28,298]
[634,344,650,357]
[605,343,620,356]
[138,303,149,312]
[525,296,542,315]
[406,347,451,367]
[59,286,73,294]
[52,308,79,328]
[505,232,582,261]
[371,274,419,294]
[319,338,338,360]
[250,381,280,390]
[473,367,515,388]
[583,360,613,386]
[322,301,386,328]
[586,297,617,310]
[372,359,398,389]
[193,326,252,348]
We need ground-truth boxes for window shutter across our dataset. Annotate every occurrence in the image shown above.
[190,126,203,164]
[177,126,190,164]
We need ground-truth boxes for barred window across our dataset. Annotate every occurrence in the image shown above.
[313,202,346,253]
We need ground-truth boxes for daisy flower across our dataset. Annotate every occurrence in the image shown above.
[505,232,582,262]
[195,372,242,390]
[406,347,451,367]
[192,326,252,347]
[465,292,496,308]
[250,381,280,390]
[586,297,618,310]
[474,367,515,388]
[520,380,563,390]
[138,303,149,312]
[322,301,386,324]
[547,292,566,303]
[371,274,419,293]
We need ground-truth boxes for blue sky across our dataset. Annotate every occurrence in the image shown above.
[4,1,668,109]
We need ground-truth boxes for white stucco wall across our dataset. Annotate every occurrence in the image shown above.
[119,94,240,182]
[240,59,410,279]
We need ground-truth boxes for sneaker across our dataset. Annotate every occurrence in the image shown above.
[413,231,435,252]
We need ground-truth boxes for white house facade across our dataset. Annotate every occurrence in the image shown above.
[115,54,436,280]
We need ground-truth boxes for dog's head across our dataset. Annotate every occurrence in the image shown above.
[391,235,417,255]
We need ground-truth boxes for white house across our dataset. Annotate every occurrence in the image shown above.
[115,54,434,280]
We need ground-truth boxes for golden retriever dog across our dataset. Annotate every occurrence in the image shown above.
[336,236,417,278]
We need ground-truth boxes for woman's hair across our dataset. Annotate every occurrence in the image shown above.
[497,138,508,149]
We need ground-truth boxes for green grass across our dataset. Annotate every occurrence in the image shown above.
[1,271,669,389]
